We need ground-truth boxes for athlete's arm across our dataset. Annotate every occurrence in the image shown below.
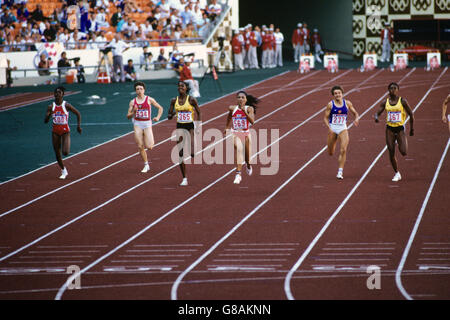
[323,102,332,130]
[44,105,52,123]
[374,102,385,123]
[126,99,136,119]
[150,97,164,122]
[442,94,449,123]
[245,106,255,125]
[167,98,176,120]
[347,100,359,126]
[66,103,82,134]
[402,97,414,136]
[224,106,233,134]
[190,96,202,122]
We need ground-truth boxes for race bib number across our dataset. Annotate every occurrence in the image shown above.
[388,111,401,123]
[232,117,247,130]
[136,110,149,119]
[53,115,67,125]
[178,111,193,123]
[331,114,346,125]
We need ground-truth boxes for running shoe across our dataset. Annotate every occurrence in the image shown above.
[59,168,68,180]
[141,164,150,173]
[392,172,402,182]
[246,165,253,176]
[336,171,344,180]
[233,173,242,184]
[180,178,188,186]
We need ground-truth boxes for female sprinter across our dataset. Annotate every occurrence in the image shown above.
[224,91,258,184]
[375,82,414,181]
[127,81,163,173]
[44,86,82,179]
[323,85,359,179]
[168,81,201,186]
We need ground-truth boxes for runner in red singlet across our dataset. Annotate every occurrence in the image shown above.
[44,86,82,179]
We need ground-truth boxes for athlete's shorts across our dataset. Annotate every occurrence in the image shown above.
[329,123,347,135]
[177,122,195,131]
[133,119,152,130]
[52,125,70,136]
[386,125,404,134]
[447,114,450,122]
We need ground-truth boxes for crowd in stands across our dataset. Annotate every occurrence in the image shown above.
[0,0,228,52]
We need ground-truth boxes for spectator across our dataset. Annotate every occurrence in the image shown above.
[274,27,284,67]
[57,51,71,76]
[292,22,305,63]
[207,0,221,21]
[302,22,310,53]
[311,28,324,62]
[111,7,123,27]
[16,3,30,22]
[156,47,168,70]
[232,28,245,70]
[108,32,130,82]
[380,21,393,63]
[43,21,57,42]
[180,4,193,26]
[1,8,17,29]
[30,4,44,23]
[3,59,16,88]
[140,46,153,70]
[124,59,138,81]
[140,20,153,38]
[74,58,85,83]
[176,57,200,98]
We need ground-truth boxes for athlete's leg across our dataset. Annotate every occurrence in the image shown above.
[337,129,349,170]
[386,127,398,172]
[396,129,408,156]
[234,135,244,172]
[244,134,252,169]
[143,126,155,150]
[134,126,148,163]
[327,130,338,156]
[52,133,64,170]
[61,132,71,156]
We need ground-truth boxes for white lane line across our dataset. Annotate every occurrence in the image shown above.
[53,70,354,300]
[0,70,294,186]
[0,72,319,219]
[0,71,348,264]
[285,67,447,300]
[170,69,400,300]
[395,138,450,300]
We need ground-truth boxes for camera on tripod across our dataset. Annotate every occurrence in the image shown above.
[218,36,225,51]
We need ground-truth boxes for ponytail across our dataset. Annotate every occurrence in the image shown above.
[237,90,259,113]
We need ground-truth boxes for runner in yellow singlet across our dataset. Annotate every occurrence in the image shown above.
[168,81,201,186]
[375,82,414,182]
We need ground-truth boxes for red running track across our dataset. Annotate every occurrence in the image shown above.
[0,67,448,300]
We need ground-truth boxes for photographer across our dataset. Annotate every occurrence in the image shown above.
[38,53,51,76]
[57,51,71,76]
[74,58,85,83]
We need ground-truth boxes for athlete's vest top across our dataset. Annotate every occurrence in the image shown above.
[385,96,406,127]
[329,99,348,125]
[231,105,250,132]
[175,95,194,123]
[133,96,151,122]
[52,101,70,133]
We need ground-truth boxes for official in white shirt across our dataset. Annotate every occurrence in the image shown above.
[274,28,284,67]
[108,33,130,82]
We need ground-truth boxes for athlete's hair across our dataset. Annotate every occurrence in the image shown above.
[237,90,259,113]
[134,81,146,90]
[178,80,191,94]
[54,86,65,94]
[331,85,343,95]
[388,82,399,90]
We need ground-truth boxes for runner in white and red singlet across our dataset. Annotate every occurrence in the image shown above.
[127,81,163,173]
[44,86,82,179]
[224,91,259,185]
